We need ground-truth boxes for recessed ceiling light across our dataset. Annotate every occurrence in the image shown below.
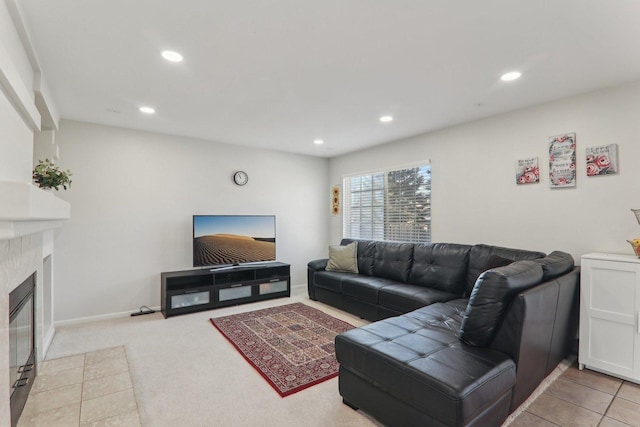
[161,50,183,63]
[500,71,522,82]
[313,139,324,145]
[379,115,393,123]
[139,106,156,114]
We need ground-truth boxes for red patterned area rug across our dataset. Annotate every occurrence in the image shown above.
[210,302,354,397]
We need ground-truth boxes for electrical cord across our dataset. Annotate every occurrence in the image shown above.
[130,305,156,316]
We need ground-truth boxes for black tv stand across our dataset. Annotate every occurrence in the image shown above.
[160,262,290,318]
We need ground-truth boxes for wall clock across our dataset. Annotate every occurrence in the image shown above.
[233,170,248,186]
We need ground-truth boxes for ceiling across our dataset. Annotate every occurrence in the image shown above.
[18,0,640,157]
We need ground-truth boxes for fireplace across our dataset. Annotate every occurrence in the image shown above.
[9,273,36,427]
[0,196,69,426]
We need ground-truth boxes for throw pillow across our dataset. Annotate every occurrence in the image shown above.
[326,242,359,273]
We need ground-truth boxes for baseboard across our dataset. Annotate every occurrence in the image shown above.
[54,305,161,327]
[54,284,304,327]
[54,286,305,327]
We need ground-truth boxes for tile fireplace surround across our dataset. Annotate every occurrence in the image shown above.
[0,182,70,427]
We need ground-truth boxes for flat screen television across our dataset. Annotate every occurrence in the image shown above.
[193,215,276,267]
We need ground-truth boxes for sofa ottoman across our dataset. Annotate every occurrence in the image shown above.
[336,300,516,426]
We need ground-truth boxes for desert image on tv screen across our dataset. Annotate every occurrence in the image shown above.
[193,216,275,266]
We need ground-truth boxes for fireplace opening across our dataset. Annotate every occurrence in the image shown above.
[9,273,36,427]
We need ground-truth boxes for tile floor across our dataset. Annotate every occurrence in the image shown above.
[510,364,640,427]
[17,346,140,427]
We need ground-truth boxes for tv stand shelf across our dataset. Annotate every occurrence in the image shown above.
[161,262,290,318]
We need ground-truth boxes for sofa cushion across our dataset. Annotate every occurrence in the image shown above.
[532,251,574,281]
[314,270,358,293]
[408,243,471,294]
[372,241,414,283]
[326,242,359,273]
[460,261,543,347]
[342,276,399,304]
[379,284,460,313]
[484,254,514,270]
[464,244,545,297]
[335,304,516,426]
[341,239,376,276]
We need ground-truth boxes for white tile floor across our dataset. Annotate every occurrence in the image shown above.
[18,346,140,427]
[510,365,640,426]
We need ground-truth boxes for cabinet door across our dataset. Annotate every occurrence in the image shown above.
[579,258,640,380]
[216,283,254,304]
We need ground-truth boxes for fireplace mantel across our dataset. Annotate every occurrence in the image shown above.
[0,181,71,240]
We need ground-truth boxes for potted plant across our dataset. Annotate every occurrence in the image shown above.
[33,158,72,191]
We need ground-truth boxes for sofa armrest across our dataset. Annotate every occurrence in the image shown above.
[489,267,579,411]
[308,258,329,271]
[307,259,328,300]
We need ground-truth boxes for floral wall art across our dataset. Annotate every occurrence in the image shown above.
[586,144,618,176]
[516,157,539,185]
[549,133,576,188]
[331,185,340,215]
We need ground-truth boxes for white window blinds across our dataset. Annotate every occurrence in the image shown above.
[342,163,431,243]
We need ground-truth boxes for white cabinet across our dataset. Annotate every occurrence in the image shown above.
[579,253,640,383]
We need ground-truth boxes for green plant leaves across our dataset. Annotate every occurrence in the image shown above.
[33,158,72,191]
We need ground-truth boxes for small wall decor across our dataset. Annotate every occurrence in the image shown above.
[516,157,539,185]
[549,133,576,188]
[331,185,340,215]
[586,144,618,176]
[233,170,248,186]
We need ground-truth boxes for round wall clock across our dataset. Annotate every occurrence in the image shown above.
[233,170,248,186]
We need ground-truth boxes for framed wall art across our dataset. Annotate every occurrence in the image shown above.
[586,144,618,176]
[516,157,539,185]
[331,185,340,215]
[549,133,576,188]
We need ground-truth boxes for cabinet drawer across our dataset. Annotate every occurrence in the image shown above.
[218,284,253,302]
[164,286,215,317]
[259,280,288,295]
[171,290,211,309]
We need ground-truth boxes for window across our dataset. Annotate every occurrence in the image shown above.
[342,162,431,243]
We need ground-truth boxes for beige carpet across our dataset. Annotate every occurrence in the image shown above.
[44,285,380,427]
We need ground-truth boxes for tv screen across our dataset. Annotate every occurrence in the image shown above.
[193,215,276,267]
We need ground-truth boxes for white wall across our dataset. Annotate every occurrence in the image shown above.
[0,1,34,182]
[0,0,33,96]
[52,120,329,322]
[329,81,640,261]
[0,87,33,181]
[0,4,40,425]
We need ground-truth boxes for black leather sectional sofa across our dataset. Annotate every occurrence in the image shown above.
[307,239,579,427]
